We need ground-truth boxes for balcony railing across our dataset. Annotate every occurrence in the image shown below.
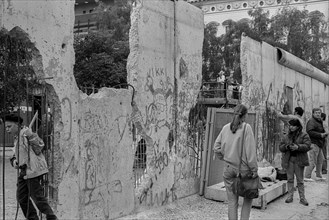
[198,81,242,105]
[74,13,97,34]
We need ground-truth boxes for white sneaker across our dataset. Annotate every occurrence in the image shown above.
[304,178,315,182]
[315,177,326,181]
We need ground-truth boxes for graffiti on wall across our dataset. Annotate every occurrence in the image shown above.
[154,151,169,175]
[243,75,265,109]
[144,67,174,136]
[139,177,178,207]
[174,160,197,181]
[294,81,305,108]
[79,109,130,217]
[131,61,201,208]
[176,80,200,157]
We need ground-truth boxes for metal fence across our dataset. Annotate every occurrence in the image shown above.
[200,81,242,100]
[133,136,147,187]
[1,28,56,220]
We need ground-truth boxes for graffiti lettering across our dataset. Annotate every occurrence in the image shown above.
[139,183,177,206]
[175,161,196,182]
[154,151,169,175]
[147,67,167,78]
[80,110,111,133]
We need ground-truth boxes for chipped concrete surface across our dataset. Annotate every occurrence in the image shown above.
[127,0,203,214]
[1,0,204,219]
[240,35,329,165]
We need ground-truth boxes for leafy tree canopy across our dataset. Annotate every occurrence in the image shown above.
[73,0,131,89]
[0,27,38,115]
[202,7,329,84]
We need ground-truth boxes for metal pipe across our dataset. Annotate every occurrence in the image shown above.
[277,48,329,85]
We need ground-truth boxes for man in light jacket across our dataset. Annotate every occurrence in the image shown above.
[3,113,57,220]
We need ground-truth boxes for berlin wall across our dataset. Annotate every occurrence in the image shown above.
[240,35,329,164]
[1,0,204,219]
[128,0,204,210]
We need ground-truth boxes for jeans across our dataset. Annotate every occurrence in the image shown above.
[17,169,57,220]
[305,144,324,178]
[223,164,253,220]
[286,156,306,199]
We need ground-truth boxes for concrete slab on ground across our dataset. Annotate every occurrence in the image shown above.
[205,180,288,209]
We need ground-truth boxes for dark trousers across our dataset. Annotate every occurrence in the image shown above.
[286,156,306,199]
[17,170,57,220]
[322,140,327,172]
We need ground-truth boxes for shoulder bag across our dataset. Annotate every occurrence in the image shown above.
[232,123,261,199]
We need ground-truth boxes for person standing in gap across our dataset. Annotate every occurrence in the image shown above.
[2,113,58,220]
[213,104,258,220]
[304,108,328,181]
[279,119,311,206]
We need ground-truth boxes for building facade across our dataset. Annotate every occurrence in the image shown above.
[74,0,114,34]
[188,0,329,35]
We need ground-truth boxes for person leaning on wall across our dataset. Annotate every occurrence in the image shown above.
[2,113,58,220]
[277,106,305,130]
[304,108,328,182]
[213,104,258,220]
[279,119,311,206]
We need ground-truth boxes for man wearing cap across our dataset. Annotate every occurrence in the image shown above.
[279,119,311,206]
[304,108,328,182]
[2,113,57,220]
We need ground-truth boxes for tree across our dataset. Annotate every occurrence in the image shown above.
[202,7,329,84]
[270,8,329,72]
[73,0,131,89]
[0,28,38,115]
[202,22,222,81]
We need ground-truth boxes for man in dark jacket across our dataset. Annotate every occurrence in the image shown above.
[304,108,328,181]
[280,119,311,206]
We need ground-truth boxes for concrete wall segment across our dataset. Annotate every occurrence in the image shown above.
[175,0,204,198]
[241,35,329,164]
[1,0,80,218]
[240,34,264,110]
[127,0,204,211]
[78,88,134,219]
[2,0,204,218]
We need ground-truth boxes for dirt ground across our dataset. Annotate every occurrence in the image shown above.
[119,173,329,220]
[1,156,328,220]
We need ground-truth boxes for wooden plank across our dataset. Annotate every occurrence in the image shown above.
[204,181,288,209]
[199,108,212,196]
